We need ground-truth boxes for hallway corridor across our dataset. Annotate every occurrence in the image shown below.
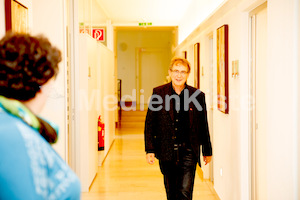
[0,0,299,199]
[81,111,219,200]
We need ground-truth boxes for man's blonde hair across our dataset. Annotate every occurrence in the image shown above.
[169,57,191,73]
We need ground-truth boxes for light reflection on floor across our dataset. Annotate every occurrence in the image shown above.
[82,123,219,200]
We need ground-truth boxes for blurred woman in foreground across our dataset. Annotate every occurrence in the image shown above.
[0,32,81,200]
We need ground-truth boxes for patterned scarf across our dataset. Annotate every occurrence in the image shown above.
[0,95,58,144]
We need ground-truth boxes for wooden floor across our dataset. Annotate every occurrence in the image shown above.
[81,110,220,200]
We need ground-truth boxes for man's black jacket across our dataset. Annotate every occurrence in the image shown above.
[144,82,212,167]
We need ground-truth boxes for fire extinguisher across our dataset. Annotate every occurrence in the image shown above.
[98,115,105,151]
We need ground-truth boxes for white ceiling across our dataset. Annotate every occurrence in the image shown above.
[95,0,194,26]
[94,0,225,42]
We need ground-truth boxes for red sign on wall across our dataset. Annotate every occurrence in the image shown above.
[92,28,105,42]
[79,28,90,35]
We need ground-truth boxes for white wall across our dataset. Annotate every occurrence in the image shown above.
[78,34,100,192]
[298,1,300,196]
[98,42,116,165]
[91,0,107,25]
[78,34,115,191]
[266,0,299,199]
[79,0,93,27]
[178,0,225,44]
[0,0,5,37]
[31,0,67,160]
[175,0,299,199]
[176,2,242,199]
[78,35,91,191]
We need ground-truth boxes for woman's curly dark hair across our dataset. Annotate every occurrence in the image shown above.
[0,32,61,101]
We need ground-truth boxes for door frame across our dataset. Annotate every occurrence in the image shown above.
[67,0,80,174]
[249,2,268,200]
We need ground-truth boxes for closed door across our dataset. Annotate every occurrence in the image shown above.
[251,3,268,200]
[137,48,169,109]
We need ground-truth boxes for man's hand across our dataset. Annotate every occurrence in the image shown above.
[203,156,212,165]
[146,153,155,165]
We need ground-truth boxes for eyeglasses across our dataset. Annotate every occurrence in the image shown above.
[171,70,188,76]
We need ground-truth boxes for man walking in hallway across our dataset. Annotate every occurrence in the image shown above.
[144,57,212,200]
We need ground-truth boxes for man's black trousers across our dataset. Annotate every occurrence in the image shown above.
[159,146,197,200]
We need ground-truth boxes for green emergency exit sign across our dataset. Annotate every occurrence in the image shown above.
[139,22,152,26]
